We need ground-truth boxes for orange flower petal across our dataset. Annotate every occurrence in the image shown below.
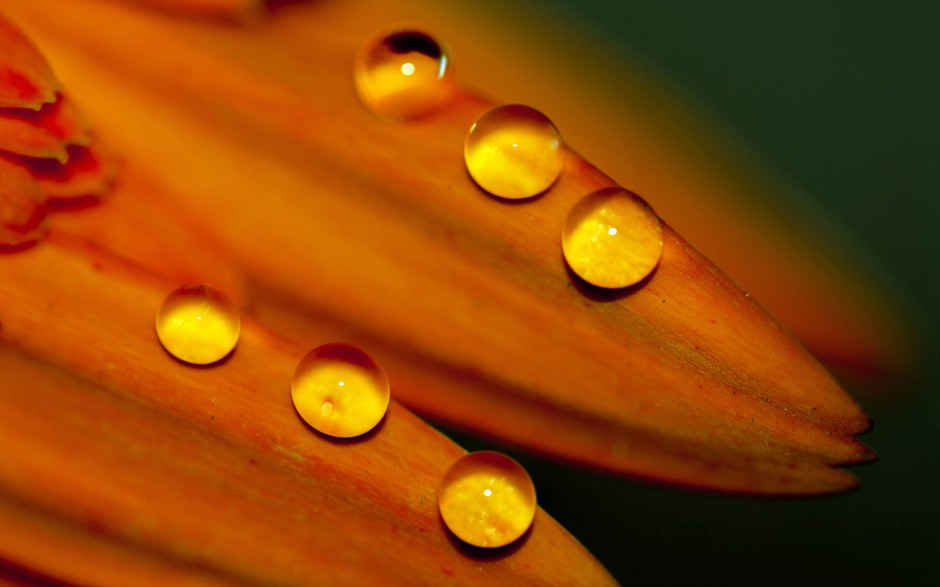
[345,1,920,393]
[113,0,267,21]
[6,0,873,495]
[0,237,617,586]
[50,159,247,304]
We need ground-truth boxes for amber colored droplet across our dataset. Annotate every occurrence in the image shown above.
[354,25,455,119]
[438,451,536,548]
[464,104,564,199]
[155,284,240,365]
[562,187,664,289]
[291,343,390,438]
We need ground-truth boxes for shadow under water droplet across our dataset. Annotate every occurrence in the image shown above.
[562,253,659,302]
[463,167,552,205]
[161,341,238,369]
[291,405,389,445]
[438,513,532,561]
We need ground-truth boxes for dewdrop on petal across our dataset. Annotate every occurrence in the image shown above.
[464,104,564,199]
[155,284,240,365]
[438,451,536,548]
[291,343,390,438]
[354,25,456,119]
[562,187,663,289]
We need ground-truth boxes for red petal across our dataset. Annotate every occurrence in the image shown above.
[0,12,60,110]
[0,157,46,251]
[20,140,118,208]
[0,94,91,162]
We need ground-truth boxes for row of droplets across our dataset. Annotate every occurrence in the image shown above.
[155,284,535,549]
[157,23,664,553]
[355,25,664,289]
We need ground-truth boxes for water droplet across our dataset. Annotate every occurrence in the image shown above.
[155,284,240,365]
[562,187,663,289]
[464,104,565,199]
[438,451,536,548]
[291,343,390,438]
[354,26,455,120]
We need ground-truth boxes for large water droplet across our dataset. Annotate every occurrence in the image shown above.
[155,284,240,365]
[291,343,390,438]
[438,451,536,548]
[354,26,455,120]
[562,187,664,289]
[464,104,564,200]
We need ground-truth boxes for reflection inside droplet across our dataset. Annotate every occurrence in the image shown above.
[155,284,240,365]
[562,187,664,289]
[354,26,455,119]
[291,343,390,438]
[438,451,536,548]
[464,104,565,199]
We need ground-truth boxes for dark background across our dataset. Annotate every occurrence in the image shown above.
[446,1,939,584]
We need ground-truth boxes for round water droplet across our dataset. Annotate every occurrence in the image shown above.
[438,451,536,548]
[291,343,390,438]
[464,104,564,199]
[562,187,663,289]
[354,25,455,119]
[155,284,240,365]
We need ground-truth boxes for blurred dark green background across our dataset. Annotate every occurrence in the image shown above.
[448,1,939,584]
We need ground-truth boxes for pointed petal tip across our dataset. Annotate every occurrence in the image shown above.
[806,467,863,499]
[844,437,878,466]
[0,94,93,164]
[0,13,61,111]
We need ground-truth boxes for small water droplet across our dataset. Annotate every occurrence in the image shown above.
[464,104,564,199]
[354,25,455,120]
[438,451,536,548]
[562,187,663,289]
[291,343,390,438]
[155,284,240,365]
